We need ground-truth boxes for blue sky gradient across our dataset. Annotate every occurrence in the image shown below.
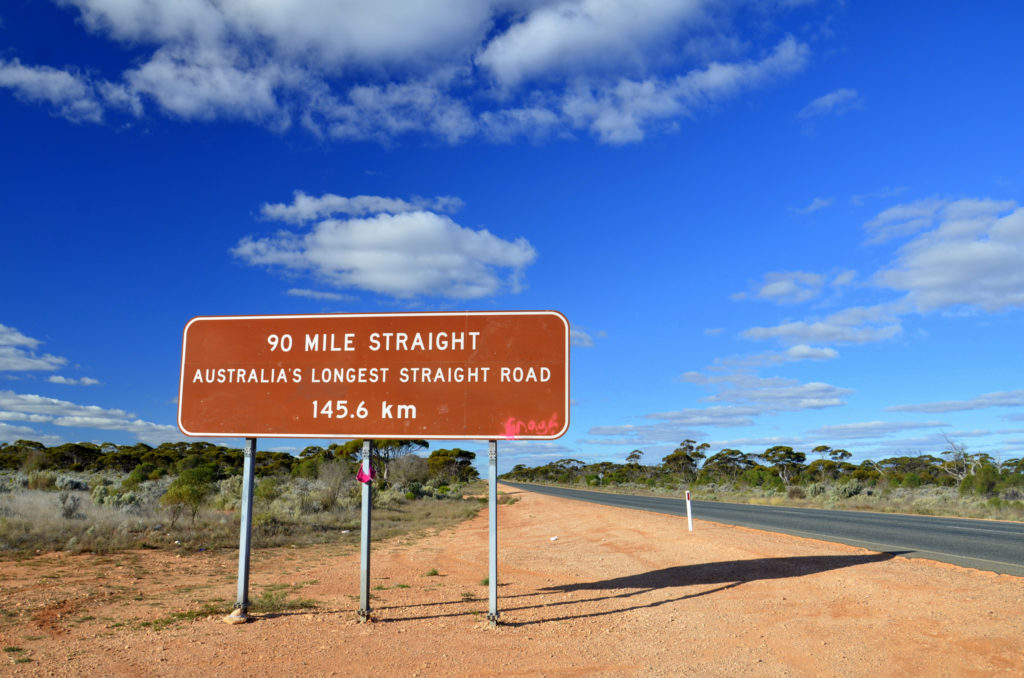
[2,1,1023,471]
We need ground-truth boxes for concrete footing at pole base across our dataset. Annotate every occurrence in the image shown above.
[223,608,249,625]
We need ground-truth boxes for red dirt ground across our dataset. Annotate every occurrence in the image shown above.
[1,484,1021,676]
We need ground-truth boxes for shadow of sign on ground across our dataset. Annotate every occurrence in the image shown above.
[373,552,905,626]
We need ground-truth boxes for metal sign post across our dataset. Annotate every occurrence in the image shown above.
[225,437,257,624]
[357,440,373,621]
[487,440,499,626]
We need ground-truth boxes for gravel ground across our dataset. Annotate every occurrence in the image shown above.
[1,484,1022,677]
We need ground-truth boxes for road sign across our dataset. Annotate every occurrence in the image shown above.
[178,311,569,439]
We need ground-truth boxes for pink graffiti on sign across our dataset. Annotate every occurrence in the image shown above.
[504,413,560,440]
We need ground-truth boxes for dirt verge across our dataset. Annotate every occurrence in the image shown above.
[1,485,1021,676]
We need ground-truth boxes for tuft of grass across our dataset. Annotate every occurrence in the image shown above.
[4,646,31,664]
[395,583,410,589]
[252,583,319,614]
[424,568,439,577]
[139,603,225,631]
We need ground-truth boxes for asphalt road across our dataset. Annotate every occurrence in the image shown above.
[502,482,1024,577]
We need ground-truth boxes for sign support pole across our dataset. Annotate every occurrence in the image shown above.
[357,439,373,621]
[487,439,499,627]
[225,437,257,624]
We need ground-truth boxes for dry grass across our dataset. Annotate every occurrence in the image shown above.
[0,478,486,559]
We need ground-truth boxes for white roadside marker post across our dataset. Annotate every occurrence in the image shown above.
[686,490,693,532]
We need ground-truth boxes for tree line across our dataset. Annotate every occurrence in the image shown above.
[0,438,479,488]
[502,439,1024,499]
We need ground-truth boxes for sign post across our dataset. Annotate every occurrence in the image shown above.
[178,311,569,624]
[225,437,257,624]
[358,440,373,620]
[487,439,499,626]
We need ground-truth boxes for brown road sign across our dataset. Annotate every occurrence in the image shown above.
[178,311,569,440]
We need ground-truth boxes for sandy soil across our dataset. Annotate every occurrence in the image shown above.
[1,485,1022,677]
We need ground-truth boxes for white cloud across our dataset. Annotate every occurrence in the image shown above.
[864,197,945,243]
[831,270,856,287]
[47,376,101,386]
[742,197,1024,350]
[124,45,288,125]
[734,269,859,306]
[700,373,852,411]
[234,194,536,299]
[262,191,463,223]
[0,390,178,443]
[742,302,905,345]
[0,58,105,123]
[809,420,948,440]
[797,87,861,119]
[887,390,1024,414]
[318,79,479,144]
[873,199,1024,313]
[571,328,595,348]
[0,324,68,372]
[588,372,852,448]
[792,197,833,214]
[0,325,40,349]
[561,37,809,144]
[692,344,839,372]
[4,1,818,144]
[476,0,709,88]
[0,421,50,443]
[751,271,825,304]
[581,424,709,449]
[285,288,352,302]
[784,345,838,361]
[850,186,907,207]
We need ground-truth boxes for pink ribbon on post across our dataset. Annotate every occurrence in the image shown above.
[356,462,376,484]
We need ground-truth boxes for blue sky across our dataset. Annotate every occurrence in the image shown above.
[2,0,1023,472]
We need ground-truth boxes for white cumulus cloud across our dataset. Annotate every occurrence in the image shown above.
[234,193,536,299]
[0,324,68,372]
[873,199,1024,312]
[2,1,819,144]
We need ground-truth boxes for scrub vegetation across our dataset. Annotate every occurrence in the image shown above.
[502,438,1024,521]
[0,439,482,557]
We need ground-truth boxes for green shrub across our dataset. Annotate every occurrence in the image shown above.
[160,465,217,526]
[833,481,863,499]
[122,463,162,491]
[254,476,280,502]
[901,473,922,488]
